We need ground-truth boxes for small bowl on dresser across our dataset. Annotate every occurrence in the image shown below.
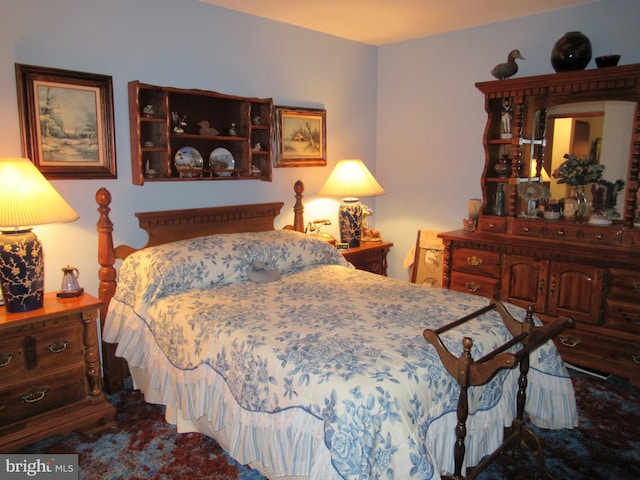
[543,211,561,220]
[595,55,621,68]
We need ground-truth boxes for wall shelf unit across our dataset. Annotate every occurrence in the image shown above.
[128,81,273,185]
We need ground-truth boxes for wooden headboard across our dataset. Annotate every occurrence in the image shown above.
[96,180,305,392]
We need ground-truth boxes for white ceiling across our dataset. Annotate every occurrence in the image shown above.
[200,0,596,45]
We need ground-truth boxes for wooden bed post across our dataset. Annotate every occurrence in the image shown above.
[96,188,129,393]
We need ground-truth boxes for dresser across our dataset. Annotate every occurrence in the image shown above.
[341,241,393,276]
[0,293,116,452]
[440,64,640,387]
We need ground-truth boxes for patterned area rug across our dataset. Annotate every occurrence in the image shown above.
[22,370,639,479]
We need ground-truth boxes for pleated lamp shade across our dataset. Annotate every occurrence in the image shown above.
[0,158,79,312]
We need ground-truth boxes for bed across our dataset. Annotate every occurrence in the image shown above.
[96,181,578,480]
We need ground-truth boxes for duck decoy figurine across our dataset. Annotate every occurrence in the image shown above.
[491,49,525,79]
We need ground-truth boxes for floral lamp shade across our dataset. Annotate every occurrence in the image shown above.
[0,158,78,312]
[319,159,384,248]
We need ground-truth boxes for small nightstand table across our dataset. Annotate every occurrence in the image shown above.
[0,292,116,452]
[341,241,393,276]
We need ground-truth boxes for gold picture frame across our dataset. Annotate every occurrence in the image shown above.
[15,63,117,179]
[274,106,326,167]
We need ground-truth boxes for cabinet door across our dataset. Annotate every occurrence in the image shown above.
[547,263,604,324]
[501,255,548,312]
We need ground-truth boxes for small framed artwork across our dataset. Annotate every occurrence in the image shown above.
[15,63,117,179]
[274,106,326,167]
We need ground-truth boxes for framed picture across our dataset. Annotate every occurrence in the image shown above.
[274,106,326,167]
[15,64,117,179]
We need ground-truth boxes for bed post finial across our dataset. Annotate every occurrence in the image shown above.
[293,180,305,233]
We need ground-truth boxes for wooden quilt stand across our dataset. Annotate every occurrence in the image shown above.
[423,300,574,480]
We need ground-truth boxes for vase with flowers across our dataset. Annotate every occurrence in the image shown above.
[552,153,605,220]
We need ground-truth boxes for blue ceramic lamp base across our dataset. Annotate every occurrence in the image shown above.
[338,199,363,249]
[0,230,45,313]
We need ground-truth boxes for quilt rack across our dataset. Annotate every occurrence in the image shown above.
[423,300,574,480]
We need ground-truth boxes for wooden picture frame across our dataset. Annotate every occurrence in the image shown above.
[15,64,117,179]
[274,106,326,167]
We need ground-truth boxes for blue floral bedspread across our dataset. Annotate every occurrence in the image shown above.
[105,230,577,479]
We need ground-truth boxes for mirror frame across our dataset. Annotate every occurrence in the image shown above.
[477,63,640,227]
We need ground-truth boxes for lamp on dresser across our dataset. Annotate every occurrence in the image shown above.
[319,158,385,248]
[0,157,78,312]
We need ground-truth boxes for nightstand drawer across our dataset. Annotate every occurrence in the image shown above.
[0,364,86,426]
[0,323,83,382]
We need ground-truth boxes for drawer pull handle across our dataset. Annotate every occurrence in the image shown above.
[489,223,496,229]
[623,313,640,326]
[556,229,565,236]
[47,341,69,353]
[0,353,14,368]
[633,283,640,294]
[632,354,640,365]
[464,282,480,292]
[21,388,49,404]
[466,256,483,267]
[558,336,581,348]
[523,227,530,233]
[595,234,603,240]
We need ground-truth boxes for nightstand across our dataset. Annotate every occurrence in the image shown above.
[0,292,116,452]
[341,241,393,276]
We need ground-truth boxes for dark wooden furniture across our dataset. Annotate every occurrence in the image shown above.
[96,182,306,393]
[341,241,393,276]
[128,81,273,184]
[0,293,115,452]
[424,301,574,480]
[440,64,640,387]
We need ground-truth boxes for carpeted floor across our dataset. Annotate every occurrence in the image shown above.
[21,369,640,479]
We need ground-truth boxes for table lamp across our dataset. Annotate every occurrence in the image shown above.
[318,159,385,248]
[0,158,79,312]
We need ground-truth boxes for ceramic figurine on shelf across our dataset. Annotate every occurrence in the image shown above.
[228,123,238,136]
[143,104,154,117]
[252,142,262,151]
[144,159,157,178]
[171,112,187,133]
[491,49,525,79]
[252,115,261,125]
[197,120,219,136]
[500,98,512,138]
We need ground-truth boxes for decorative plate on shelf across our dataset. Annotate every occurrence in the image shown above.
[174,146,204,177]
[209,148,235,177]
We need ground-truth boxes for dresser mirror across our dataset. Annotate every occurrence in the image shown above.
[540,101,635,213]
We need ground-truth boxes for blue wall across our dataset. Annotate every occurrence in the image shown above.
[1,0,639,293]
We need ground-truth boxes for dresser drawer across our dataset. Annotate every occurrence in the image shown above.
[451,248,501,278]
[450,272,500,298]
[554,329,640,379]
[478,217,508,233]
[0,323,83,382]
[544,224,622,245]
[605,299,640,335]
[607,269,640,300]
[0,364,87,426]
[512,219,545,237]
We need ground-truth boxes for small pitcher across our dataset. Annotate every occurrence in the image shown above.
[58,265,84,297]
